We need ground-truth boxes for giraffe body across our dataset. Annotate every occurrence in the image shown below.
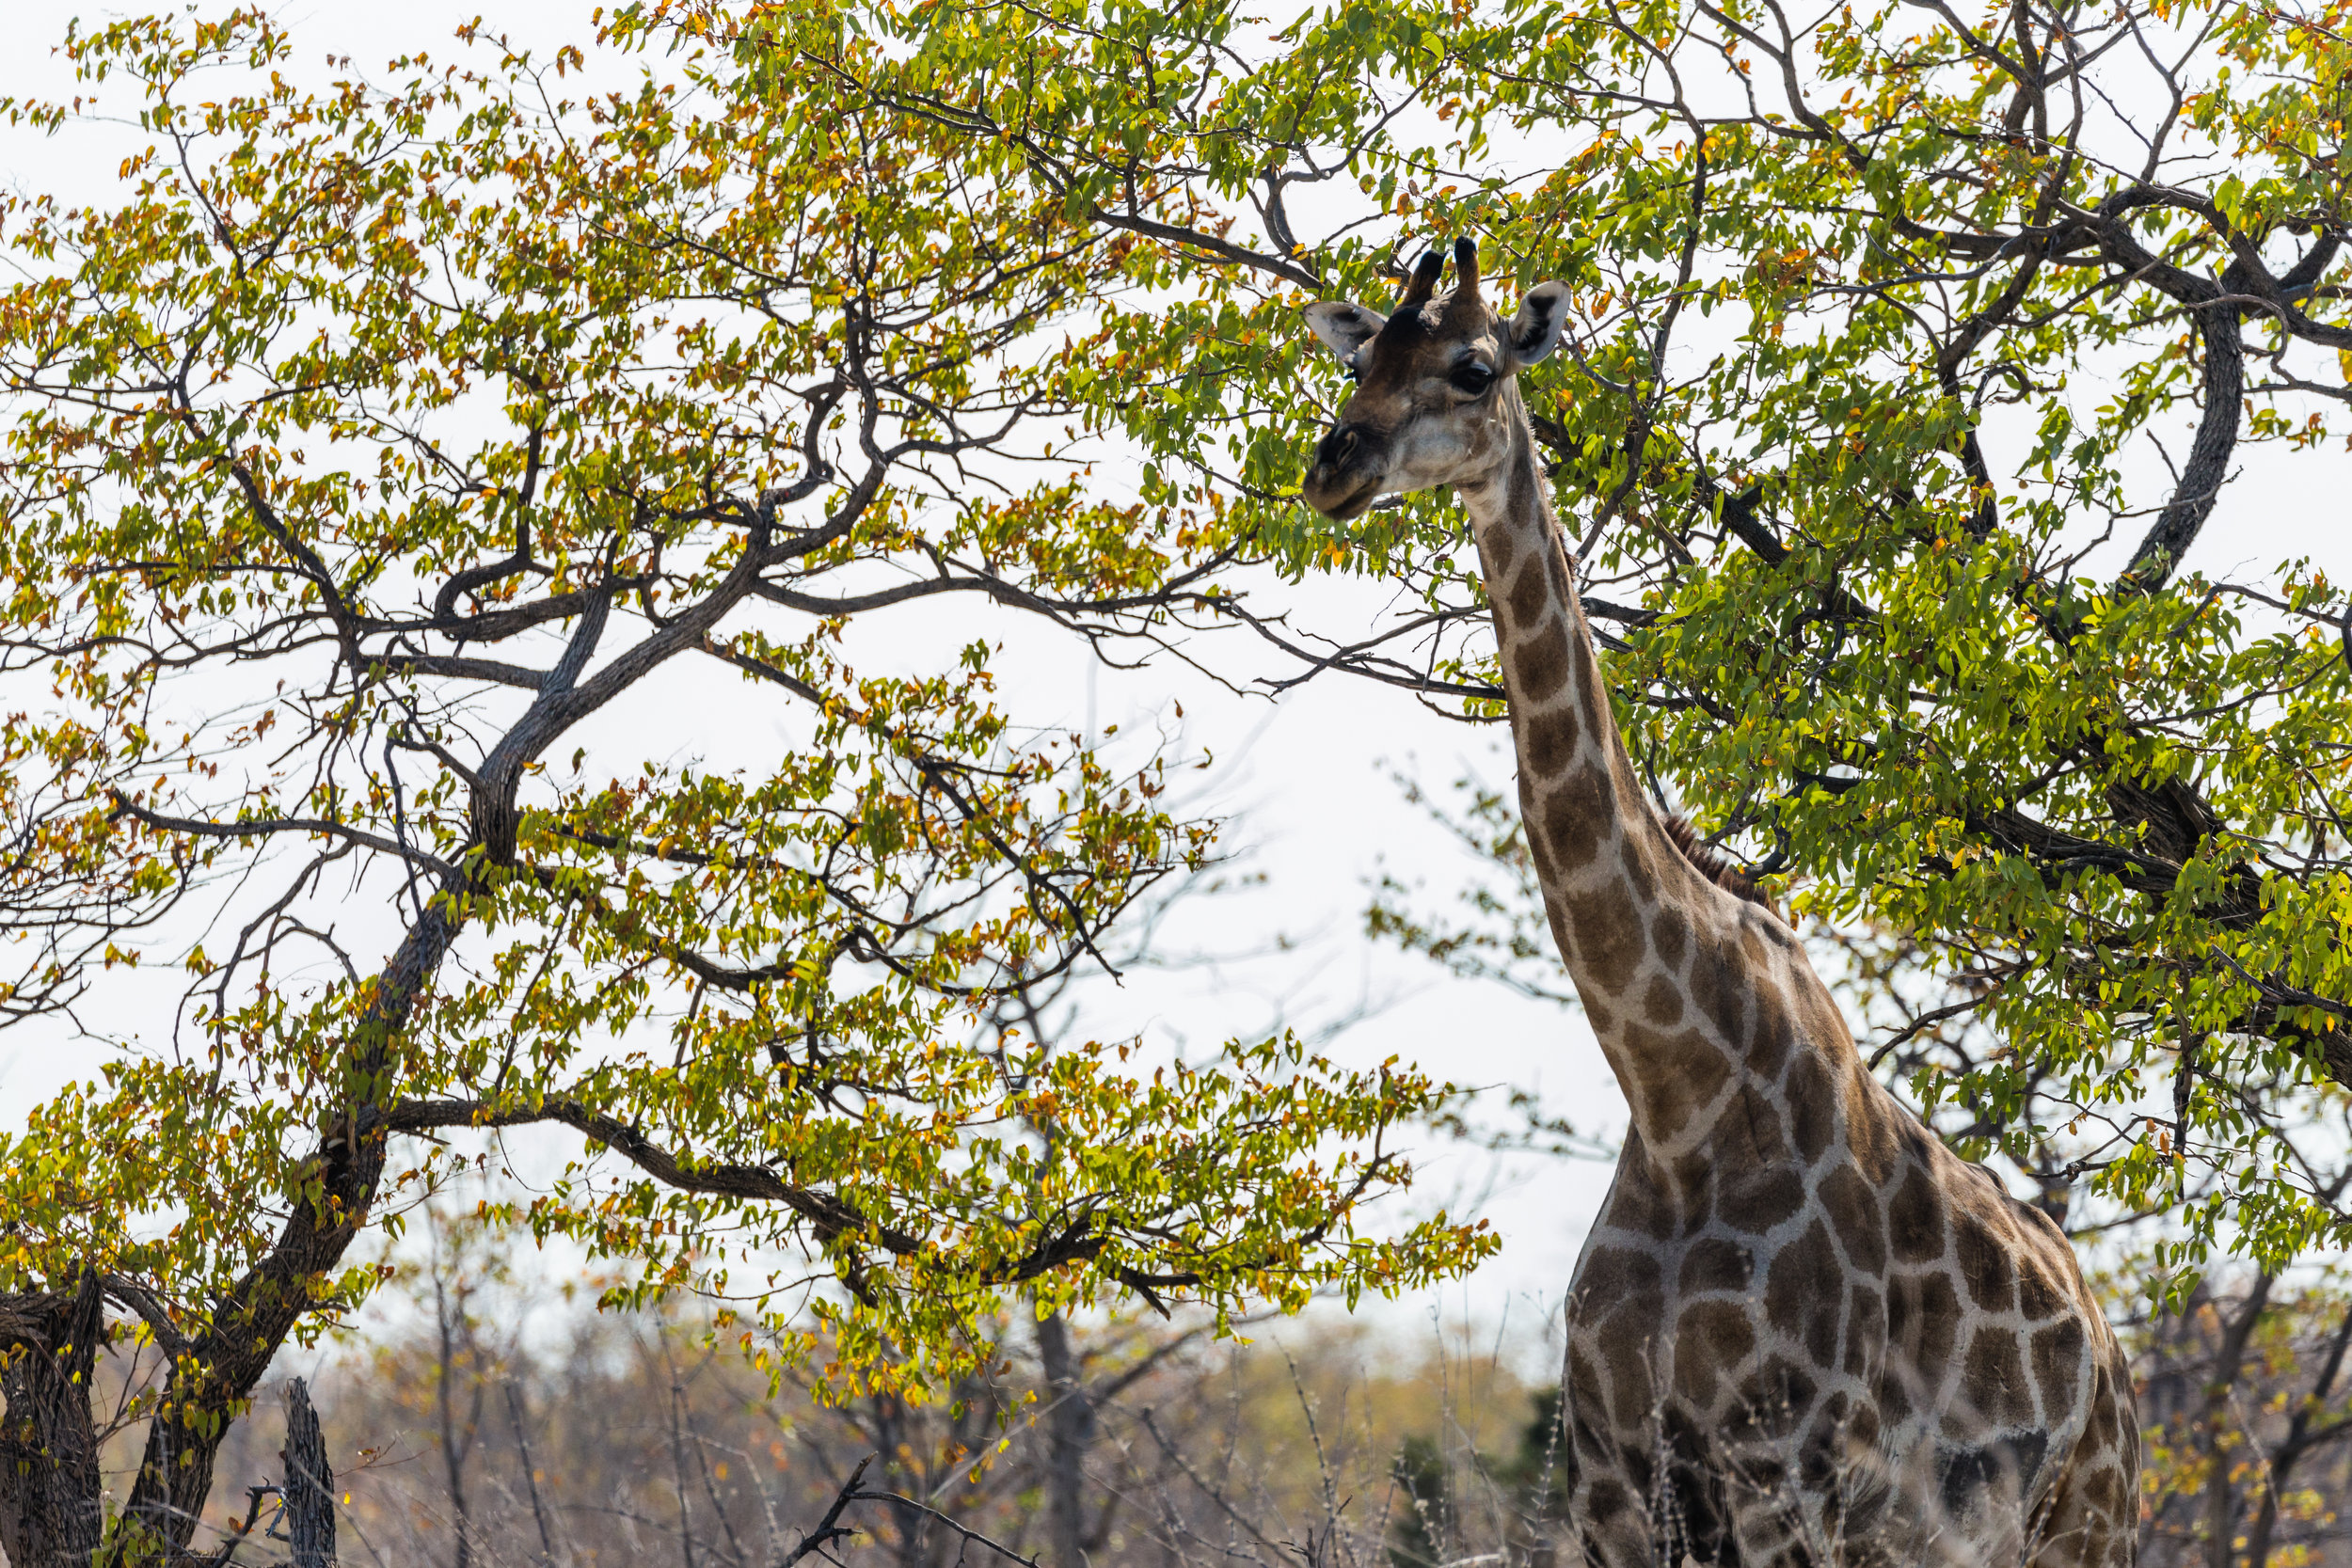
[1299,243,2138,1566]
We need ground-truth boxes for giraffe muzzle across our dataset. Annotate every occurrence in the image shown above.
[1302,422,1390,519]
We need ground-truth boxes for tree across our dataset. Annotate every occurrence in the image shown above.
[778,0,2352,1279]
[2135,1268,2352,1568]
[0,12,1492,1563]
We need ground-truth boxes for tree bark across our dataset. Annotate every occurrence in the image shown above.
[1035,1310,1095,1568]
[435,1272,477,1568]
[282,1378,336,1568]
[110,889,465,1562]
[2123,293,2244,590]
[0,1274,105,1568]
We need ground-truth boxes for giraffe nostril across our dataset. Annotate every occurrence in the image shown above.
[1320,425,1362,469]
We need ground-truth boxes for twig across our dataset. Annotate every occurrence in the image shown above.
[504,1381,561,1568]
[850,1487,1045,1568]
[777,1454,875,1568]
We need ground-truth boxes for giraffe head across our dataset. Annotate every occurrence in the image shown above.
[1299,238,1571,519]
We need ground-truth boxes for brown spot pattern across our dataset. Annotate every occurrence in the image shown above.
[1650,909,1687,970]
[1818,1166,1886,1273]
[1515,633,1570,705]
[2031,1320,2086,1411]
[1574,894,1648,994]
[1721,1163,1806,1234]
[1539,769,1608,875]
[1575,639,1608,737]
[1849,1094,1902,1183]
[1845,1282,1883,1378]
[1721,1085,1792,1164]
[1887,1270,1963,1393]
[1578,1245,1661,1303]
[1674,1300,1756,1407]
[1889,1166,1945,1262]
[1507,558,1551,626]
[1686,938,1748,1047]
[1731,1356,1817,1443]
[1786,1051,1836,1163]
[2016,1248,2066,1321]
[1955,1218,2017,1314]
[1766,1220,1846,1368]
[1961,1327,2035,1429]
[1748,1005,1795,1079]
[1619,1021,1732,1140]
[1479,522,1518,579]
[1522,697,1579,779]
[1678,1238,1754,1294]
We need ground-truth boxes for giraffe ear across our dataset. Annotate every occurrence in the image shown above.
[1303,301,1387,369]
[1503,282,1571,369]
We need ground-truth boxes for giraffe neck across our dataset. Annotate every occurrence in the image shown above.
[1458,388,1758,1156]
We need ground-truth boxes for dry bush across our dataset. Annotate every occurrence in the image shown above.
[162,1202,1548,1568]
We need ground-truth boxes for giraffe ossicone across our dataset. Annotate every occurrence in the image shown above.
[1298,239,2138,1567]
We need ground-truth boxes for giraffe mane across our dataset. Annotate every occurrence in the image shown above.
[1660,810,1782,920]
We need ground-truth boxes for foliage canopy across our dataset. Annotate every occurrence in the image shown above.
[779,0,2352,1270]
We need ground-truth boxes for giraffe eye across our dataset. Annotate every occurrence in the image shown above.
[1451,362,1495,394]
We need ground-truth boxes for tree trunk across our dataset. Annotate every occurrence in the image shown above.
[113,895,465,1563]
[1035,1310,1095,1568]
[436,1272,476,1568]
[0,1275,104,1568]
[282,1377,337,1568]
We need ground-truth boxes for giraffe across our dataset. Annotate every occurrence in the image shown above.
[1297,241,2138,1567]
